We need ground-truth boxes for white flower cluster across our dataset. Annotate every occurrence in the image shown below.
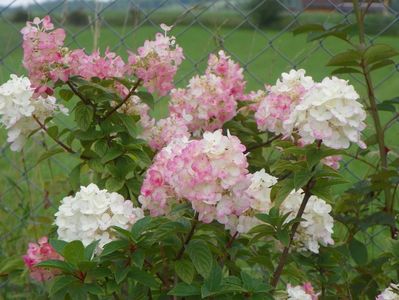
[228,169,278,234]
[377,283,399,300]
[0,74,67,151]
[287,76,366,149]
[281,191,334,253]
[286,283,319,300]
[55,184,144,250]
[255,70,366,149]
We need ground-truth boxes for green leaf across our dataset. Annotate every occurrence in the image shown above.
[204,262,222,292]
[63,241,85,265]
[101,144,124,164]
[327,50,361,67]
[129,266,159,288]
[118,114,139,137]
[276,230,290,247]
[36,260,75,273]
[105,177,124,192]
[168,283,201,296]
[187,240,213,278]
[270,178,295,207]
[59,89,74,101]
[370,59,395,71]
[292,23,325,35]
[50,276,78,296]
[175,259,195,284]
[101,240,129,256]
[331,67,362,75]
[0,256,24,274]
[364,44,398,65]
[349,238,368,266]
[136,91,154,110]
[37,148,64,164]
[293,169,312,190]
[74,103,94,131]
[131,216,153,240]
[49,239,68,255]
[84,240,99,261]
[115,266,130,284]
[69,163,82,191]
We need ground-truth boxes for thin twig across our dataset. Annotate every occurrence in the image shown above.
[245,134,282,153]
[33,115,75,154]
[383,112,399,132]
[175,213,199,260]
[101,79,142,121]
[66,80,92,106]
[270,179,314,288]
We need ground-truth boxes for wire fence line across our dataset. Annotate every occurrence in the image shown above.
[0,0,398,292]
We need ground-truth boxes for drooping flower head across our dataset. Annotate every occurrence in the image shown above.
[55,184,144,250]
[127,24,184,96]
[23,236,63,282]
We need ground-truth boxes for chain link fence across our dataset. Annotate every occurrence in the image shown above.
[0,0,398,294]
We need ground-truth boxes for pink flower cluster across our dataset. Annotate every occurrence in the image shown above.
[21,16,68,95]
[139,130,250,223]
[254,69,314,135]
[127,25,184,96]
[169,50,246,133]
[69,48,125,80]
[21,17,182,97]
[23,236,63,282]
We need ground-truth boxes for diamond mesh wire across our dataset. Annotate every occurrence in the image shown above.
[0,0,398,293]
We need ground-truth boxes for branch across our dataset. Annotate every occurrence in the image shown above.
[352,0,397,239]
[219,231,238,265]
[101,79,142,122]
[33,115,75,154]
[66,80,92,106]
[175,213,198,260]
[270,179,314,288]
[245,134,282,153]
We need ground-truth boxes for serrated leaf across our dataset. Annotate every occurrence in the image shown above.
[204,262,222,292]
[69,163,82,191]
[187,240,213,278]
[49,239,68,255]
[101,145,124,164]
[74,103,93,131]
[129,266,159,288]
[175,259,195,284]
[168,283,201,296]
[84,240,99,261]
[271,178,295,207]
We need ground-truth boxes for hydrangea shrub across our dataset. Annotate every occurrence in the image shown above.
[1,5,399,298]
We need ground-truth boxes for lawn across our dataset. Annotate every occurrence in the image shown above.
[0,19,398,293]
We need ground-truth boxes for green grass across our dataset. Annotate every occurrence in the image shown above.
[0,20,398,293]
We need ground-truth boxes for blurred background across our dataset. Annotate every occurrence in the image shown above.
[0,0,398,297]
